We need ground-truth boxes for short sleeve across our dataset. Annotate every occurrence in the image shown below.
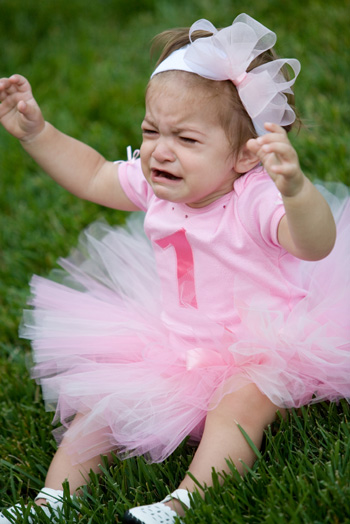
[118,159,154,211]
[234,168,286,248]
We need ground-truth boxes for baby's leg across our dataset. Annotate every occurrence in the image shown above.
[36,414,113,503]
[169,383,281,514]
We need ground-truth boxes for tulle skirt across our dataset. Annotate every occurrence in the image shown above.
[20,183,350,464]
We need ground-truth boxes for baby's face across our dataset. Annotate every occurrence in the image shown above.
[140,74,239,208]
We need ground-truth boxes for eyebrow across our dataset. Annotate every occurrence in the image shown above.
[141,116,156,127]
[174,126,206,137]
[142,117,206,137]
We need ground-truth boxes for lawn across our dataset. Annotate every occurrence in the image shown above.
[0,0,349,522]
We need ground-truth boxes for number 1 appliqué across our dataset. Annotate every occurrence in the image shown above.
[155,228,198,309]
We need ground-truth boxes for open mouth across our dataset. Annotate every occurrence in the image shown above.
[152,169,182,182]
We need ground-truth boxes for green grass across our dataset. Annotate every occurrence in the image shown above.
[0,0,349,522]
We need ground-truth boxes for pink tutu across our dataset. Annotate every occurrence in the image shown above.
[20,184,350,464]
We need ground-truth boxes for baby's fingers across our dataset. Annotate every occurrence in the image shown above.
[261,141,298,164]
[264,142,302,181]
[269,160,297,177]
[0,75,32,101]
[0,78,12,101]
[261,141,290,154]
[17,100,35,119]
[7,74,30,92]
[263,122,286,134]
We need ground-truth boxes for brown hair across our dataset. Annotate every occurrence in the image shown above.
[150,27,299,156]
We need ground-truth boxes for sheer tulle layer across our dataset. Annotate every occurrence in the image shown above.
[20,187,350,463]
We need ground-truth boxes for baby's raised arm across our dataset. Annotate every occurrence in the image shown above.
[0,75,138,211]
[247,123,336,261]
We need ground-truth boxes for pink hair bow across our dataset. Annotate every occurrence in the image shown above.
[152,14,301,135]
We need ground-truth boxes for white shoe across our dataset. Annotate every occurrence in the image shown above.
[123,489,191,524]
[0,488,65,523]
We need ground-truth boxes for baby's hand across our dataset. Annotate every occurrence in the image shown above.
[247,123,304,198]
[0,75,45,142]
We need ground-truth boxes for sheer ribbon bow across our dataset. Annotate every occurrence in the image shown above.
[152,13,300,135]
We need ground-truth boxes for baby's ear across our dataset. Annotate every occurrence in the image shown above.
[234,144,259,174]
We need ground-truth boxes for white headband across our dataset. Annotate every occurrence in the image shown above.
[151,13,300,136]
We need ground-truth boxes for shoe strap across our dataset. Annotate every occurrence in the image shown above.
[35,488,64,504]
[162,489,192,508]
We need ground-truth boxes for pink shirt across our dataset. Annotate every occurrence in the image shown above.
[119,159,306,336]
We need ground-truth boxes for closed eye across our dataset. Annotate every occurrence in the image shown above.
[179,136,197,144]
[142,128,158,136]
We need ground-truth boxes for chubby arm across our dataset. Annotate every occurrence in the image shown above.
[0,75,139,211]
[247,123,336,261]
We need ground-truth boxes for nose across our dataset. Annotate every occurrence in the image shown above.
[152,137,176,163]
